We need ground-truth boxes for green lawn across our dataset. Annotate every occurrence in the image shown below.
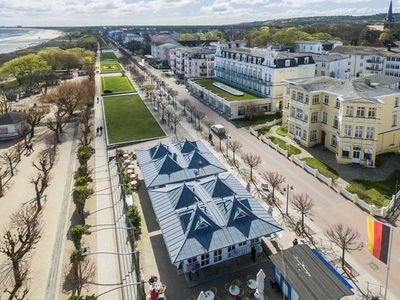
[101,76,135,94]
[301,157,339,180]
[101,51,118,60]
[233,114,279,128]
[98,38,108,49]
[269,136,301,157]
[276,126,288,137]
[346,170,400,207]
[193,78,259,101]
[103,94,164,144]
[100,60,123,73]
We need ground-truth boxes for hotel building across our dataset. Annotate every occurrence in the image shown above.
[283,76,400,167]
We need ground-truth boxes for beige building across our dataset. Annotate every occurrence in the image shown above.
[283,76,400,167]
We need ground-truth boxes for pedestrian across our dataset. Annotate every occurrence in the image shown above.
[30,144,34,152]
[250,245,256,262]
[99,126,103,136]
[96,127,99,136]
[24,144,30,155]
[292,238,298,246]
[97,96,99,104]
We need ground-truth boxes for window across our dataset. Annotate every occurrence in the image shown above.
[310,129,317,141]
[335,99,340,108]
[305,57,309,64]
[250,238,259,245]
[368,108,376,118]
[331,135,337,147]
[392,114,398,127]
[324,95,329,105]
[322,112,328,124]
[238,106,245,116]
[201,253,210,266]
[262,103,272,112]
[305,94,309,104]
[366,127,374,139]
[302,130,307,140]
[214,249,222,263]
[291,91,296,100]
[238,241,246,247]
[356,107,365,117]
[342,148,350,158]
[355,126,363,138]
[312,95,320,104]
[296,108,303,119]
[285,60,291,67]
[343,125,351,137]
[227,245,236,257]
[187,256,197,264]
[311,111,318,123]
[395,97,399,108]
[297,92,304,102]
[333,116,339,128]
[345,106,353,116]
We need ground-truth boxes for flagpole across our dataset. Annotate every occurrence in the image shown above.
[383,226,394,300]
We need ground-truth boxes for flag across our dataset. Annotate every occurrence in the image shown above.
[367,218,391,264]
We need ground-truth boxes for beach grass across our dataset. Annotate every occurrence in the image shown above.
[103,94,164,144]
[193,78,259,101]
[101,75,135,94]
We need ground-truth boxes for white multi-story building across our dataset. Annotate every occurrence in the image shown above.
[312,53,351,78]
[169,47,215,80]
[214,45,316,110]
[332,46,400,78]
[295,40,343,54]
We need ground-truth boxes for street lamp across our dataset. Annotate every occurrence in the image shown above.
[283,184,293,216]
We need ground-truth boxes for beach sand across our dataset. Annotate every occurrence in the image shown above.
[0,29,63,54]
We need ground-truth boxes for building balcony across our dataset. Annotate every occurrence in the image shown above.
[366,66,382,71]
[366,59,383,64]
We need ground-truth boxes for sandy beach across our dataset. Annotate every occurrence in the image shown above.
[0,28,63,54]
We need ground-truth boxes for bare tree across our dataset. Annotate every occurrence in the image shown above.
[0,167,6,198]
[229,140,242,166]
[204,119,215,135]
[170,112,182,135]
[31,173,48,212]
[78,109,93,147]
[186,104,196,123]
[291,193,314,233]
[262,171,285,201]
[180,99,189,116]
[194,110,206,130]
[242,153,262,182]
[26,109,44,139]
[159,101,168,121]
[0,204,41,300]
[17,125,30,149]
[14,142,24,163]
[327,224,363,269]
[169,90,178,107]
[45,110,65,143]
[1,148,17,177]
[33,148,56,183]
[65,250,95,296]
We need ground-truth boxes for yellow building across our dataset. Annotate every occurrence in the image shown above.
[282,76,400,167]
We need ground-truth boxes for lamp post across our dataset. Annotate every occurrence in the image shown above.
[283,183,293,216]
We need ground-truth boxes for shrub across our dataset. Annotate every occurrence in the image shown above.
[77,165,89,177]
[77,145,93,166]
[103,89,112,94]
[71,224,91,250]
[68,295,97,300]
[257,125,270,137]
[75,176,93,186]
[127,205,141,229]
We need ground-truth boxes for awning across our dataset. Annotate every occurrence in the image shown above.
[364,148,373,154]
[342,146,351,151]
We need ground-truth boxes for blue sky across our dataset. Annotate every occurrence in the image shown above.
[0,0,396,26]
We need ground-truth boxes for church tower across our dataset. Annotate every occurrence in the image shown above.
[384,0,395,29]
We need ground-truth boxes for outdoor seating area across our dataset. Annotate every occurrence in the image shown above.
[118,150,139,190]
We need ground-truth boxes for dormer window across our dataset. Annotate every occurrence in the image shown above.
[305,57,309,64]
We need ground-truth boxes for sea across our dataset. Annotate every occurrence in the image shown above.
[0,27,61,54]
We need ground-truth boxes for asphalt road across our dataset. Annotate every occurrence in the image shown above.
[141,60,400,298]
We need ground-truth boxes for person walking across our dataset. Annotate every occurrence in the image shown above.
[99,126,103,136]
[96,127,99,136]
[97,96,100,104]
[292,238,298,246]
[29,144,34,152]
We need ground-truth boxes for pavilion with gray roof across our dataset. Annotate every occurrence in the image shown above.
[148,173,282,267]
[136,140,226,189]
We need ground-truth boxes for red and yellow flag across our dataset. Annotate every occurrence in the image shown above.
[367,217,391,264]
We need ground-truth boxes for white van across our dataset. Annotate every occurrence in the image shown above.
[211,124,226,137]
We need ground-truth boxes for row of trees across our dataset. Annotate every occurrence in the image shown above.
[244,26,340,48]
[177,31,228,42]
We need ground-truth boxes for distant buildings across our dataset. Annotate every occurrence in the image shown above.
[150,35,181,64]
[295,40,343,54]
[169,47,215,80]
[282,76,400,166]
[136,140,282,269]
[384,0,395,29]
[312,53,351,79]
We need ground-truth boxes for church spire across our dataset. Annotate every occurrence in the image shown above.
[385,0,395,28]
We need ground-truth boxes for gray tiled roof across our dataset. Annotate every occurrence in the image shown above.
[0,112,27,125]
[136,140,227,188]
[270,245,353,300]
[148,173,282,264]
[285,76,399,103]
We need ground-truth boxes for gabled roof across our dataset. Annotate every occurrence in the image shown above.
[0,112,27,125]
[270,245,353,300]
[136,140,226,188]
[148,173,282,264]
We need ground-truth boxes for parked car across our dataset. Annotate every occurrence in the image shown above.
[211,124,226,138]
